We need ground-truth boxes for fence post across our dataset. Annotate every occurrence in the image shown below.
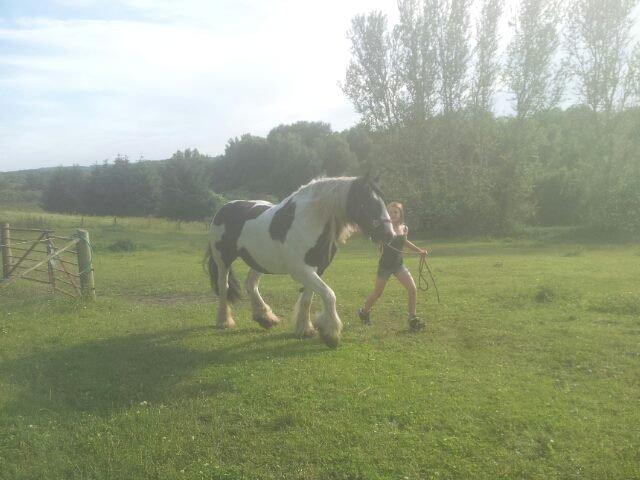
[1,223,12,280]
[76,229,96,301]
[44,231,56,294]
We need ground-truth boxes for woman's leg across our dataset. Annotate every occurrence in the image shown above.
[394,268,417,318]
[362,276,388,313]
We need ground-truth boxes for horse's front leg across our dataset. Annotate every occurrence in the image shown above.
[291,270,342,348]
[245,269,279,329]
[293,288,315,338]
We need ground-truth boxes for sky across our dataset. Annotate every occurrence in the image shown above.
[0,0,402,172]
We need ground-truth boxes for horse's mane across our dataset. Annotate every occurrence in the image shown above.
[289,176,358,244]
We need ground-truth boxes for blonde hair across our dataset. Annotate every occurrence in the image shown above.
[387,201,405,225]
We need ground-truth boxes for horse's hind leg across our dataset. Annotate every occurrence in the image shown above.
[245,269,279,329]
[293,288,315,338]
[215,256,236,329]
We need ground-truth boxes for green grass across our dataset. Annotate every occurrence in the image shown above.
[1,212,639,479]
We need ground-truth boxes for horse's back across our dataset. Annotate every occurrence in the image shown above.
[212,200,273,228]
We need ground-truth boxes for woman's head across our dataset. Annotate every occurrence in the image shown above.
[387,202,404,225]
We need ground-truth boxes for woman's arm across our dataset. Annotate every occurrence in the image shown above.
[401,225,427,255]
[404,239,427,255]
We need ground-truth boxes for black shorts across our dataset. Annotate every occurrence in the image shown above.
[376,264,408,280]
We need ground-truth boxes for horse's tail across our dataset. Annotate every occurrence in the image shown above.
[204,244,242,303]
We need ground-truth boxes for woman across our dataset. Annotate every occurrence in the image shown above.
[358,202,427,331]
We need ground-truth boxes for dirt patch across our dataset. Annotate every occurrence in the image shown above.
[127,292,213,305]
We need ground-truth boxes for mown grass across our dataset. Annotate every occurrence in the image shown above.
[1,211,639,479]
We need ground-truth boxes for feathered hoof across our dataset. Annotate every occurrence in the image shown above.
[253,312,280,329]
[215,319,236,329]
[320,330,340,349]
[295,326,317,338]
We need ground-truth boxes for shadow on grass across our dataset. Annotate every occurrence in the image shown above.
[0,326,325,419]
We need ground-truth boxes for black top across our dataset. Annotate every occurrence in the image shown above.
[379,232,407,269]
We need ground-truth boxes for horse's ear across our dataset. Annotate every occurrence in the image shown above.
[362,169,378,187]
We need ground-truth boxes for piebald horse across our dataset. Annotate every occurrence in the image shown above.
[205,175,395,348]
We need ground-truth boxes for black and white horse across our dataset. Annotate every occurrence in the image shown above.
[205,175,395,348]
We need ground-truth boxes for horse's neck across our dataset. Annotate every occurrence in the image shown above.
[297,190,343,222]
[289,187,345,240]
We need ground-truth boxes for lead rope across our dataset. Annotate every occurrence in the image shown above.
[384,242,440,303]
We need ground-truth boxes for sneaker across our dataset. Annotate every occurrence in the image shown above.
[408,316,425,331]
[358,308,371,325]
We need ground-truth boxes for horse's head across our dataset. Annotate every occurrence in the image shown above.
[347,174,395,244]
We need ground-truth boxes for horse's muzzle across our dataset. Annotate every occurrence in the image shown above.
[372,228,395,244]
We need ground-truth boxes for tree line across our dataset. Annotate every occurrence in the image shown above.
[32,122,359,221]
[21,104,640,235]
[38,150,220,222]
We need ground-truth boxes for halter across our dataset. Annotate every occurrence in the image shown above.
[371,218,392,228]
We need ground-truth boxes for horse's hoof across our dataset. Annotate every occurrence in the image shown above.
[216,319,236,329]
[320,331,340,349]
[295,327,317,338]
[254,314,279,329]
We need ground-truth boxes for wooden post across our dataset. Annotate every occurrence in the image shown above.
[45,231,56,294]
[1,223,12,280]
[76,229,96,301]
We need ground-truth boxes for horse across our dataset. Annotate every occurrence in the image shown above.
[204,174,395,348]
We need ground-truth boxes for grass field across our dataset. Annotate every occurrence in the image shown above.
[1,212,639,479]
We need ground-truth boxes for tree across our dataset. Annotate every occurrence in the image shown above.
[435,0,472,113]
[80,155,159,217]
[267,132,323,198]
[318,134,358,176]
[159,151,219,221]
[470,0,503,112]
[563,0,640,228]
[212,135,272,193]
[127,161,160,216]
[344,125,375,167]
[393,0,439,122]
[565,0,640,116]
[343,12,404,128]
[504,0,566,118]
[267,121,332,146]
[41,167,86,214]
